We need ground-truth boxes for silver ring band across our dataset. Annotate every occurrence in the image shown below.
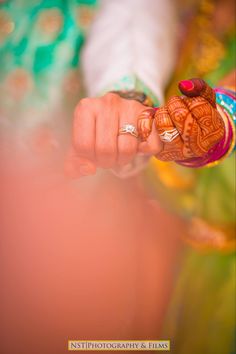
[159,128,179,143]
[118,124,139,138]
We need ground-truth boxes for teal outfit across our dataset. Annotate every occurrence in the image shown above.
[0,0,97,127]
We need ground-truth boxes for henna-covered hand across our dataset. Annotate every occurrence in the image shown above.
[154,78,225,161]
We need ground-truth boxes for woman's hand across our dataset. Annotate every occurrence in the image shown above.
[65,93,162,178]
[154,78,225,161]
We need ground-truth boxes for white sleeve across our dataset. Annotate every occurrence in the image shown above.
[81,0,178,104]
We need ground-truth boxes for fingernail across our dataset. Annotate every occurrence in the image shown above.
[179,80,194,91]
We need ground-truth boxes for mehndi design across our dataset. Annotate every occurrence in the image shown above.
[154,78,225,161]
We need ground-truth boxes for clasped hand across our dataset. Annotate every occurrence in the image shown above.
[65,78,224,178]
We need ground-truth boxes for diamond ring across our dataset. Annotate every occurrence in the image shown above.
[159,128,179,143]
[118,124,139,138]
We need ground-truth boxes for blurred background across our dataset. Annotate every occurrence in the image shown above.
[0,1,235,353]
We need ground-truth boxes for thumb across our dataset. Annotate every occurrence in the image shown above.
[178,78,216,107]
[64,146,96,179]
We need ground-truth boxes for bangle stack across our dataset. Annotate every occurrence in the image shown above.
[177,87,236,168]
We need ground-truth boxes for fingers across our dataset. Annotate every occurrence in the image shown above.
[180,80,224,154]
[64,147,96,179]
[95,95,119,168]
[166,96,190,135]
[95,113,118,168]
[153,79,223,162]
[117,103,139,166]
[138,120,163,155]
[137,108,155,141]
[166,96,195,158]
[183,95,211,120]
[179,78,216,107]
[184,96,225,154]
[177,83,224,155]
[137,107,162,155]
[117,129,138,166]
[73,95,119,169]
[73,94,159,171]
[166,94,219,157]
[154,106,185,161]
[73,98,96,161]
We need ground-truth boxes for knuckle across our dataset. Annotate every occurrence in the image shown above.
[103,92,120,103]
[74,99,91,119]
[126,101,143,114]
[79,97,90,107]
[155,106,168,119]
[167,95,180,106]
[174,110,187,122]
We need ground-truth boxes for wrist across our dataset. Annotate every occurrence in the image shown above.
[100,75,162,107]
[110,90,154,107]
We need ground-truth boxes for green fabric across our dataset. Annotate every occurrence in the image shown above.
[198,35,236,227]
[0,0,98,121]
[160,32,236,354]
[163,250,236,354]
[195,154,235,225]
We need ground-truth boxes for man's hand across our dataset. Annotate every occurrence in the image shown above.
[65,93,162,178]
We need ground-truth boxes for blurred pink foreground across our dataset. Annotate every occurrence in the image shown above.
[0,134,183,354]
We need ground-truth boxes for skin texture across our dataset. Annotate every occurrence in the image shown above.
[137,108,155,142]
[66,93,162,178]
[67,79,225,176]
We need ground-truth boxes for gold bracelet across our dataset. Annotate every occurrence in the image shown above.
[110,90,154,107]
